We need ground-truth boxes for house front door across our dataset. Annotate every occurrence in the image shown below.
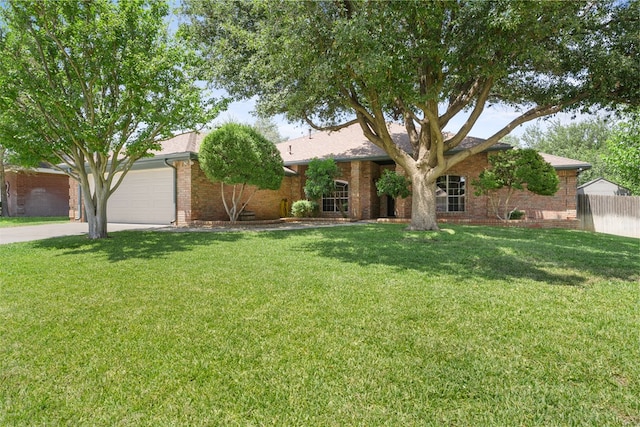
[387,196,396,218]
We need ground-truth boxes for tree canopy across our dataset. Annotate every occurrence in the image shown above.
[514,118,614,185]
[183,0,637,230]
[605,110,640,195]
[199,122,284,222]
[0,0,222,238]
[252,116,287,144]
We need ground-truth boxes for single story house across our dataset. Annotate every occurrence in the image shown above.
[577,177,631,196]
[69,123,591,225]
[3,167,70,217]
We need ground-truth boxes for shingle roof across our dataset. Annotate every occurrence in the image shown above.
[152,132,205,156]
[151,126,591,172]
[539,153,592,170]
[275,122,511,165]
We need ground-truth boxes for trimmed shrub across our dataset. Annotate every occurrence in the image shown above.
[508,209,525,220]
[291,200,318,218]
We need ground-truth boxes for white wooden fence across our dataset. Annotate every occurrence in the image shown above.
[577,194,640,238]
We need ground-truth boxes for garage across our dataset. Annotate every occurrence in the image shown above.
[105,167,175,224]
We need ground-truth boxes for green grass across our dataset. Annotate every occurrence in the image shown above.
[1,224,638,426]
[0,216,69,227]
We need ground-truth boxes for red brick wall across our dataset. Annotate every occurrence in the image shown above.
[6,171,69,217]
[284,160,384,220]
[505,169,578,219]
[174,154,579,224]
[68,178,81,220]
[378,153,577,222]
[437,152,490,220]
[176,160,294,224]
[176,160,194,224]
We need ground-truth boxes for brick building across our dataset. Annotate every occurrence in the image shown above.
[68,123,591,225]
[4,168,69,217]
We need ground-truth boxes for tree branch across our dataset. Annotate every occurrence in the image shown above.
[443,77,493,152]
[447,94,588,167]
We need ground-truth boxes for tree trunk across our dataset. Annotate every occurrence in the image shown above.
[407,173,439,231]
[80,176,109,239]
[0,147,9,217]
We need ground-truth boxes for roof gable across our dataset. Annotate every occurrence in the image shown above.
[578,177,629,190]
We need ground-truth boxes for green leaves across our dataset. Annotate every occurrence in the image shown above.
[473,149,559,197]
[0,0,224,237]
[199,122,284,190]
[375,170,411,200]
[516,118,613,185]
[304,158,339,201]
[0,0,220,164]
[473,149,559,220]
[184,0,637,127]
[605,110,640,195]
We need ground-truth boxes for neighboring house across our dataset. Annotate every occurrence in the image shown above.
[69,123,591,225]
[577,177,631,196]
[4,167,69,217]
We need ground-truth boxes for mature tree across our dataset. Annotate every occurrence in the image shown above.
[376,170,411,217]
[0,0,222,238]
[513,118,614,185]
[472,149,559,221]
[605,110,640,195]
[184,0,637,230]
[252,116,287,144]
[199,122,284,222]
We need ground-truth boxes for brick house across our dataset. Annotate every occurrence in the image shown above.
[277,123,590,223]
[68,123,590,225]
[3,167,70,217]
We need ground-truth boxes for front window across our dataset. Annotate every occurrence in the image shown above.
[322,180,349,213]
[436,175,465,212]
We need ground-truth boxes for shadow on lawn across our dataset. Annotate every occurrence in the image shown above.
[295,225,639,286]
[33,230,245,262]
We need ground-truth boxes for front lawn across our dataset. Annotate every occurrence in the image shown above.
[1,224,638,426]
[0,216,69,227]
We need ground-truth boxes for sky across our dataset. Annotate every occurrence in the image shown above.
[212,94,594,143]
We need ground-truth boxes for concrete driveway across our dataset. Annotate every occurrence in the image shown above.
[0,222,169,245]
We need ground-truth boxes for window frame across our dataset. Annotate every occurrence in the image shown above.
[436,175,466,213]
[322,180,349,213]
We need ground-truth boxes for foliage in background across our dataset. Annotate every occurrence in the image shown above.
[513,118,614,185]
[472,149,559,221]
[605,110,640,195]
[183,0,638,230]
[290,200,318,218]
[199,122,284,222]
[252,116,287,144]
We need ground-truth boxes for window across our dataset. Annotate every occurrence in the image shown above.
[436,175,465,212]
[322,180,349,213]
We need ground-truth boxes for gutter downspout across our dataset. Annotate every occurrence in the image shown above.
[164,158,178,225]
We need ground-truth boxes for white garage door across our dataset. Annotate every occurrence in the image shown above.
[106,168,174,224]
